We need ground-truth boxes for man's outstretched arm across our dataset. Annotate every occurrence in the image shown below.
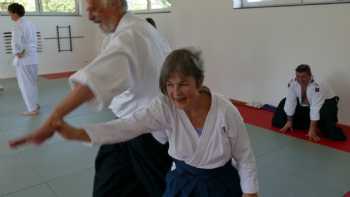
[9,83,94,148]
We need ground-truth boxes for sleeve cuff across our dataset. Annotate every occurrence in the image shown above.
[241,178,259,194]
[151,131,168,144]
[83,125,101,145]
[284,107,295,117]
[310,110,320,121]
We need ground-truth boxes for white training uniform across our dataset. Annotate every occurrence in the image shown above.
[84,93,259,194]
[284,78,335,121]
[69,13,170,121]
[11,17,38,112]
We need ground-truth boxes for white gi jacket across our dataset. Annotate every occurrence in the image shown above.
[11,17,38,66]
[284,78,335,121]
[84,93,259,193]
[69,13,170,117]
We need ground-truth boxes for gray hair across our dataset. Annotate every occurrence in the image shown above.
[120,0,128,12]
[159,47,205,95]
[103,0,128,13]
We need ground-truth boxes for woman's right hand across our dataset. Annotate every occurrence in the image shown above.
[54,120,91,142]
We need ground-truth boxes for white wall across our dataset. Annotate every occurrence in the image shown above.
[1,0,349,125]
[0,0,98,78]
[148,1,350,125]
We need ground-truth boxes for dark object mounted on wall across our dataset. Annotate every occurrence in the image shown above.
[44,25,84,52]
[2,31,43,54]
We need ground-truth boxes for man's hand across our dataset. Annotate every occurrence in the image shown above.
[306,128,320,142]
[16,50,25,58]
[306,121,320,142]
[9,121,57,148]
[8,83,94,149]
[280,120,293,133]
[16,53,24,58]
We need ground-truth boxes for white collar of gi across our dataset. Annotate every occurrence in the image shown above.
[16,17,24,24]
[112,12,132,36]
[294,77,317,89]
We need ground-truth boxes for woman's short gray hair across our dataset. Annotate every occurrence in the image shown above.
[159,47,205,94]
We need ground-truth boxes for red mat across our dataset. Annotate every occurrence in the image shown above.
[344,192,350,197]
[41,71,75,79]
[233,103,350,153]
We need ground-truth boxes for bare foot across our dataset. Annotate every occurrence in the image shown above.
[20,110,39,116]
[20,105,40,116]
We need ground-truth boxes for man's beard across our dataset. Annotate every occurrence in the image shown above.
[99,22,116,34]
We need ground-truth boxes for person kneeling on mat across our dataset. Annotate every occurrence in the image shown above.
[272,64,346,142]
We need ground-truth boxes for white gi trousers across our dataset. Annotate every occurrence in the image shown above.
[16,64,38,112]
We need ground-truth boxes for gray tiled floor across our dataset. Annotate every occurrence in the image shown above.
[0,78,114,197]
[0,77,349,197]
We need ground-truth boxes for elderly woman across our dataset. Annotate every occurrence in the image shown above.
[53,48,259,197]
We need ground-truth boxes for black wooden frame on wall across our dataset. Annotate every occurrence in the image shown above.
[44,25,84,52]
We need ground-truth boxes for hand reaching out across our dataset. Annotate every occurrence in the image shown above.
[9,120,57,148]
[53,119,91,142]
[8,83,95,149]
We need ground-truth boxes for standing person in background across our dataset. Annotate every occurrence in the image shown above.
[8,3,40,116]
[272,64,346,141]
[9,0,172,196]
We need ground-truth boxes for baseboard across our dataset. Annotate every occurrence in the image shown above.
[230,99,246,106]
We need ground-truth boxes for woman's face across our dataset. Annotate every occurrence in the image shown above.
[166,72,201,111]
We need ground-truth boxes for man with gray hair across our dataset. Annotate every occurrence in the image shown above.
[9,0,172,196]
